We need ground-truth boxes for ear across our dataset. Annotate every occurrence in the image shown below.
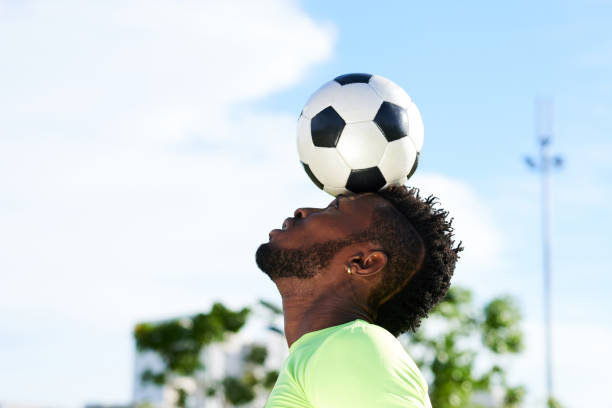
[348,250,388,277]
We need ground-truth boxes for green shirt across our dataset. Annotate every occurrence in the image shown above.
[264,318,432,408]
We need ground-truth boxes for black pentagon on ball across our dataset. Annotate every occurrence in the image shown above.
[310,106,346,147]
[406,152,421,179]
[406,151,420,180]
[334,73,372,85]
[373,101,409,142]
[301,162,324,190]
[346,167,386,194]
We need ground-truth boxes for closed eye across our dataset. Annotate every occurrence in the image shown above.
[335,194,347,209]
[326,197,340,210]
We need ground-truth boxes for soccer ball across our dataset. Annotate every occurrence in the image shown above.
[297,73,423,196]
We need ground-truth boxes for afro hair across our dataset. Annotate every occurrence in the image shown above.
[368,184,464,337]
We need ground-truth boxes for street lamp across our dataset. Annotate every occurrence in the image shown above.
[524,98,563,406]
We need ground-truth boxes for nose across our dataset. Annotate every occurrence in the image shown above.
[294,207,318,219]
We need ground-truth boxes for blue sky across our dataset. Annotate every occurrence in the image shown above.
[0,1,611,407]
[266,0,612,328]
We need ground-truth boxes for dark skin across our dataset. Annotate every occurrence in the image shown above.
[265,193,400,349]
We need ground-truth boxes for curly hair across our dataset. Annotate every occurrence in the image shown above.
[368,184,463,337]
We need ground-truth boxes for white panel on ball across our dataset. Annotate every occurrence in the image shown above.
[368,75,412,109]
[383,177,408,189]
[296,115,316,164]
[308,147,351,187]
[331,83,383,122]
[378,137,417,183]
[336,121,388,169]
[406,102,424,151]
[323,185,348,197]
[301,80,342,119]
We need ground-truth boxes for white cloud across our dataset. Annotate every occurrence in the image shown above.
[0,1,574,407]
[509,321,612,408]
[408,173,504,289]
[0,0,334,119]
[0,1,334,406]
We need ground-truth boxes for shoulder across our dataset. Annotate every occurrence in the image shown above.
[314,320,409,361]
[304,320,430,407]
[317,320,421,371]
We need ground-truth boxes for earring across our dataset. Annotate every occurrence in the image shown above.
[347,265,352,274]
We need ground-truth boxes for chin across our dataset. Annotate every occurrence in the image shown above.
[255,242,271,271]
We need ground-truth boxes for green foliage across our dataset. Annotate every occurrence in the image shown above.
[504,385,526,408]
[134,302,251,407]
[547,396,564,408]
[262,370,279,389]
[134,403,155,408]
[259,298,285,335]
[134,300,281,407]
[482,296,523,353]
[244,344,268,365]
[241,370,258,387]
[222,376,256,405]
[141,369,166,386]
[135,290,532,407]
[176,388,188,408]
[406,286,525,408]
[258,299,283,315]
[134,302,250,380]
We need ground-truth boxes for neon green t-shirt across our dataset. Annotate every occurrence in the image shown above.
[264,318,431,408]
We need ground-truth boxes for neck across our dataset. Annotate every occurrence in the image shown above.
[276,278,374,349]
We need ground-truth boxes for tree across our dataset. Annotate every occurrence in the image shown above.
[401,286,526,407]
[134,287,528,407]
[133,300,282,407]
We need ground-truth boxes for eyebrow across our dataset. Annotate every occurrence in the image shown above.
[336,194,347,209]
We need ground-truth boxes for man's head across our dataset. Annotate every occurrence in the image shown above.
[255,184,463,337]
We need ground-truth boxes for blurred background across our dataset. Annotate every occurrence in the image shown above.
[1,0,611,407]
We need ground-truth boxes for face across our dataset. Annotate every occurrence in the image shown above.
[255,193,392,281]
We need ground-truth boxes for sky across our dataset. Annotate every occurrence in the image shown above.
[0,0,611,407]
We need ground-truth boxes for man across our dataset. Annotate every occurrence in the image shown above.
[256,184,463,408]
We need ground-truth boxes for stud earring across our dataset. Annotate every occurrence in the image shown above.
[347,265,352,274]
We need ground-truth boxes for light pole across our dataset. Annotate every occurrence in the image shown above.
[524,98,563,406]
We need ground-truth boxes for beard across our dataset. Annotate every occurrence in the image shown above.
[255,238,358,281]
